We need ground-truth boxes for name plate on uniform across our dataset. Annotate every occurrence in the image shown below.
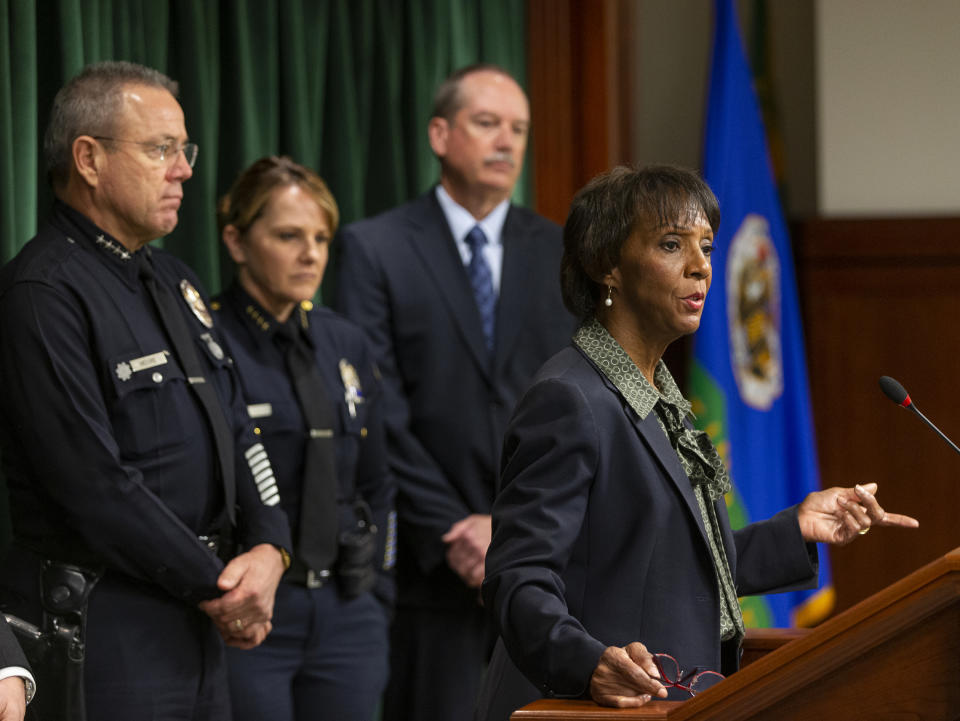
[129,351,169,372]
[247,403,273,419]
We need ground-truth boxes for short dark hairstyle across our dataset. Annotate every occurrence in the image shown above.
[44,61,179,190]
[560,164,721,319]
[431,63,520,122]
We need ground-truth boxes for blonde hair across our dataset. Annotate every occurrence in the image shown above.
[218,156,339,236]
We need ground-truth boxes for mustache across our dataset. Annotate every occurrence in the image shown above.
[484,152,515,167]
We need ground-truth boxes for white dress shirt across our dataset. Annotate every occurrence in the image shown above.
[435,185,509,295]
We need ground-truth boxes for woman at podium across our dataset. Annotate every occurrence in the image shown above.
[475,165,918,721]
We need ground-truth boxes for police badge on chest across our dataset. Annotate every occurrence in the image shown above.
[339,360,364,418]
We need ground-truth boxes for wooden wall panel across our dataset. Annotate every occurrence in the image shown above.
[527,0,629,225]
[794,218,960,614]
[527,0,576,225]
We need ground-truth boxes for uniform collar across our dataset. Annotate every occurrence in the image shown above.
[51,199,146,287]
[219,282,315,350]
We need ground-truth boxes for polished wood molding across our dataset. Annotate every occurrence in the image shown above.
[513,699,679,719]
[738,627,809,668]
[512,547,960,719]
[506,628,812,718]
[793,216,960,262]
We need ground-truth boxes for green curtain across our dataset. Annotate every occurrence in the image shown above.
[0,0,529,293]
[0,0,527,552]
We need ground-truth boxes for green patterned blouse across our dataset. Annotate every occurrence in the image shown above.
[574,317,745,642]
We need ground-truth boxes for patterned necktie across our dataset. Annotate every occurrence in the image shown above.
[465,225,496,353]
[275,319,339,573]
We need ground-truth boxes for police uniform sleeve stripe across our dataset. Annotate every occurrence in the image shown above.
[248,454,270,472]
[256,475,276,492]
[243,442,281,505]
[253,465,274,483]
[260,486,281,505]
[244,443,268,462]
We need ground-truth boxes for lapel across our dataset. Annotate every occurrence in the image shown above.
[493,206,537,375]
[405,190,493,380]
[630,407,711,548]
[576,347,715,557]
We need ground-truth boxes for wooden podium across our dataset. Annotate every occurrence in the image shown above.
[511,547,960,720]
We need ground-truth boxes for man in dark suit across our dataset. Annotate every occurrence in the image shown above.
[336,64,574,720]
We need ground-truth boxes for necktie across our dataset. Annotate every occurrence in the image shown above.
[465,225,496,353]
[275,318,339,573]
[138,254,236,525]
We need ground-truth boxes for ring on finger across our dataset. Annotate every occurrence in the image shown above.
[233,618,244,631]
[858,527,870,536]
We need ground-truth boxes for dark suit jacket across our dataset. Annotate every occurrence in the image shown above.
[475,345,818,721]
[0,616,28,669]
[336,189,574,608]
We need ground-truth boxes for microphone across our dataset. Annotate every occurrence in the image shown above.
[879,375,960,457]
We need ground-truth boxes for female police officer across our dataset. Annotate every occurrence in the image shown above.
[212,156,395,720]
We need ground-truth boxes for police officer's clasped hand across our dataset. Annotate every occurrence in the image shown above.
[198,543,286,649]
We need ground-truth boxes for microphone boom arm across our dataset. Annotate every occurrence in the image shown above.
[906,404,960,457]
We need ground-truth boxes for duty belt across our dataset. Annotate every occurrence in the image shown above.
[284,559,332,589]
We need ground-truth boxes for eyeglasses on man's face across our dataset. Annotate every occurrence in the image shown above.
[652,653,725,697]
[93,136,198,168]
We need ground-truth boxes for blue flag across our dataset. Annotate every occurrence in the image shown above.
[690,0,833,628]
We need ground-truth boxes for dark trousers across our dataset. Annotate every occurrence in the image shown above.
[382,603,489,721]
[84,573,231,721]
[226,581,388,721]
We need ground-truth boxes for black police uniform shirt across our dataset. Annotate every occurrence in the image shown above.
[0,200,291,604]
[212,283,396,604]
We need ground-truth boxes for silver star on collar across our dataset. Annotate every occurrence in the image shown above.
[95,234,132,261]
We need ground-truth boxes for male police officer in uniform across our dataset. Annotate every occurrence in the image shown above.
[0,61,290,721]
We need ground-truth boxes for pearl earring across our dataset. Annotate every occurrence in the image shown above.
[604,286,613,307]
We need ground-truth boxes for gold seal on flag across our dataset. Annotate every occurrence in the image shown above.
[726,214,783,410]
